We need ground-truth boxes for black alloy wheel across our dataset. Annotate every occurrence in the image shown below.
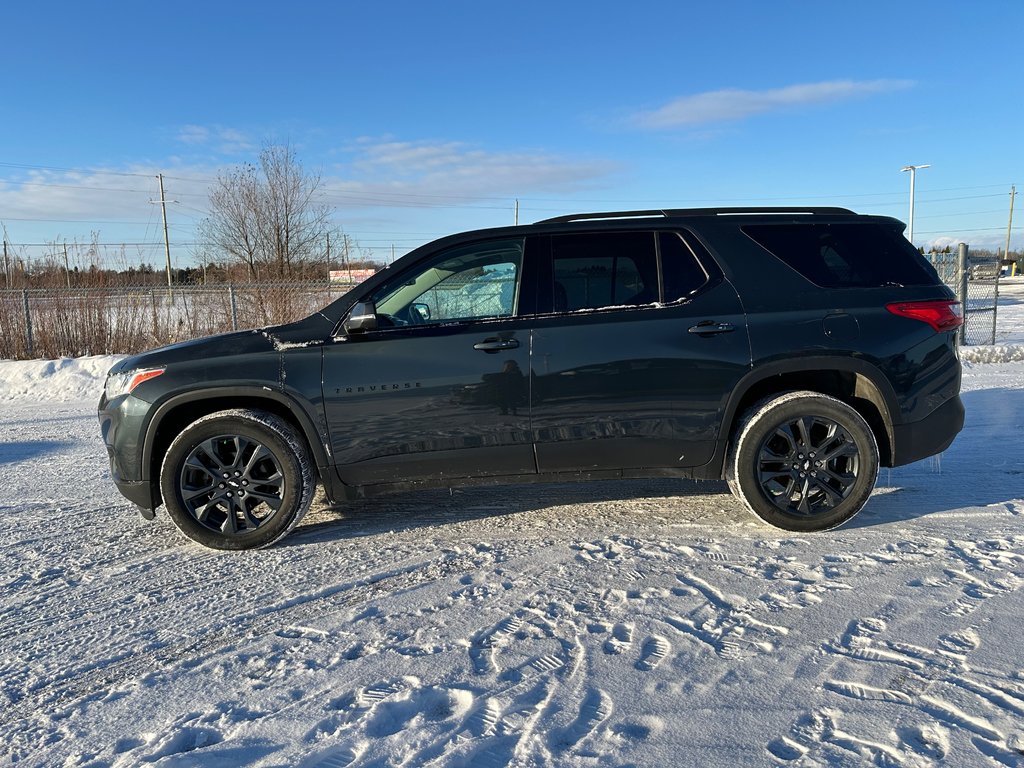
[179,435,286,534]
[161,409,314,549]
[727,391,879,532]
[755,415,860,516]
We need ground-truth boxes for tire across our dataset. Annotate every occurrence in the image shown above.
[726,391,879,532]
[160,409,315,550]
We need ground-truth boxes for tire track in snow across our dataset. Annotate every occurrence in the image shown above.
[2,547,492,726]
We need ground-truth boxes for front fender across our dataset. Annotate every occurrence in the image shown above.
[141,385,331,483]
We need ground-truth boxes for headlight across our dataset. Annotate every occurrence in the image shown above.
[105,367,165,399]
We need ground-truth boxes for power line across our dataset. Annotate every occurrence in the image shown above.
[0,239,431,247]
[916,209,1009,220]
[1,165,1015,207]
[0,216,161,224]
[916,226,1023,234]
[0,180,158,194]
[0,162,154,178]
[0,177,211,198]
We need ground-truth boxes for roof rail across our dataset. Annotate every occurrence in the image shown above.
[534,210,670,224]
[534,206,856,225]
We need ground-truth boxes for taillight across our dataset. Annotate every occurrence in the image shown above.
[885,300,963,332]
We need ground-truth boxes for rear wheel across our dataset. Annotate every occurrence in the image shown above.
[727,391,879,532]
[160,409,314,549]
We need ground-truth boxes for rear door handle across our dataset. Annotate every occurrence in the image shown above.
[688,321,736,336]
[473,338,520,352]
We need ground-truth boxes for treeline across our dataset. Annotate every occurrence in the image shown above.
[1,253,384,290]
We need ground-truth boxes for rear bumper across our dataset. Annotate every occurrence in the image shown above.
[890,395,965,466]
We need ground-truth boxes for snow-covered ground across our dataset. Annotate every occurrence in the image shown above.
[2,286,1024,767]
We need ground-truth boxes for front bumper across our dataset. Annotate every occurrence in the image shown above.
[890,394,965,466]
[112,479,158,517]
[99,392,158,513]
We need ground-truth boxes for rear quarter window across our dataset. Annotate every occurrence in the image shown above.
[743,222,940,288]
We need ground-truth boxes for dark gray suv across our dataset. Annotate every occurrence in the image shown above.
[99,207,964,549]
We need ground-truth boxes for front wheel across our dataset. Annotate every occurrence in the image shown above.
[727,391,879,532]
[160,409,315,549]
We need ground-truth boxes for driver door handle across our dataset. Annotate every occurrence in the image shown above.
[473,338,520,352]
[688,321,736,336]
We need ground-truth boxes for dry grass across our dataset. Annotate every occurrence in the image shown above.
[0,282,347,360]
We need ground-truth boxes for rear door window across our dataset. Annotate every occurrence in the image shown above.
[743,222,938,288]
[547,230,710,313]
[551,231,657,311]
[660,231,710,301]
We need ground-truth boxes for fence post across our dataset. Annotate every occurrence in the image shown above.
[229,284,238,331]
[957,243,969,346]
[22,289,34,358]
[992,253,1000,345]
[150,288,159,341]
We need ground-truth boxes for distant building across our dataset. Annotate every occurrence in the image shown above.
[329,268,377,285]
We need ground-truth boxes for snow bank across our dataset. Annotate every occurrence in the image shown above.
[0,355,123,402]
[960,343,1024,364]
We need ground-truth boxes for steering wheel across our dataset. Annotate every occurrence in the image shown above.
[375,313,407,329]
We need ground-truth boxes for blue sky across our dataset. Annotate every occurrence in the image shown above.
[1,0,1021,269]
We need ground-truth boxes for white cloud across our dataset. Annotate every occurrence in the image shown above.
[630,79,915,129]
[928,233,1021,253]
[176,125,211,145]
[326,139,616,207]
[0,166,217,260]
[0,139,616,257]
[175,124,254,154]
[927,236,963,252]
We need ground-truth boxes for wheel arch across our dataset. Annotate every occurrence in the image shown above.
[142,387,329,507]
[716,357,898,474]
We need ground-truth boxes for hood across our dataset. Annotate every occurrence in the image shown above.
[108,329,275,376]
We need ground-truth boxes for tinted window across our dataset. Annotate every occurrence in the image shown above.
[374,239,522,325]
[743,222,938,288]
[551,232,658,311]
[660,232,709,301]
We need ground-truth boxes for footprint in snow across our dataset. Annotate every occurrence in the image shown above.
[550,688,612,749]
[938,628,981,656]
[603,623,633,655]
[636,636,670,672]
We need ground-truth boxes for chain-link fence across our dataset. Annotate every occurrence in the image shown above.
[926,245,999,345]
[0,251,1005,360]
[0,281,356,360]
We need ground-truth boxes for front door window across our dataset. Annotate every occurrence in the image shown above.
[372,239,523,327]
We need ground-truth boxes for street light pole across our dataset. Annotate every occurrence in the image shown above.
[900,164,930,244]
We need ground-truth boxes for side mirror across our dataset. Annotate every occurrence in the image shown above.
[344,301,378,334]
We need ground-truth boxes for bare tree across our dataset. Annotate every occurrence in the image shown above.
[199,144,335,280]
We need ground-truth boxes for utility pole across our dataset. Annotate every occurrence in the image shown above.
[2,223,11,289]
[1005,185,1016,266]
[901,164,930,244]
[326,231,331,274]
[514,198,519,226]
[62,242,71,288]
[151,174,174,293]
